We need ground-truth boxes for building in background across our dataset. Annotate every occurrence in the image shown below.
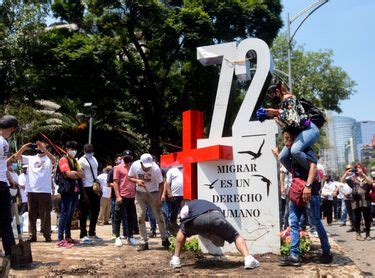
[344,137,355,165]
[352,121,375,161]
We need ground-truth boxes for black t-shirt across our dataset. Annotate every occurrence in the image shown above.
[107,169,115,199]
[181,199,221,224]
[291,147,321,195]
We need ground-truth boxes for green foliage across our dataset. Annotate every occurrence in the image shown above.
[168,236,201,254]
[271,34,356,113]
[280,237,311,256]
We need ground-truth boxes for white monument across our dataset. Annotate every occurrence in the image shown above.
[196,38,280,255]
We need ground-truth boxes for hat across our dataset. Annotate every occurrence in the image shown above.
[22,165,28,169]
[140,153,153,168]
[123,149,133,157]
[0,115,19,129]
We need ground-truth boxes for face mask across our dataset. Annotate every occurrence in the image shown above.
[12,163,18,171]
[68,150,77,158]
[36,149,45,155]
[85,152,94,159]
[371,171,375,178]
[116,159,123,165]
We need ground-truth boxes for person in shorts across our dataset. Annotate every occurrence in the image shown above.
[169,199,260,270]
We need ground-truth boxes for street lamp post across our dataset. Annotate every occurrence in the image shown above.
[76,102,95,144]
[286,0,329,93]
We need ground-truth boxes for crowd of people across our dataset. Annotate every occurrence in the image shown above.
[0,78,374,272]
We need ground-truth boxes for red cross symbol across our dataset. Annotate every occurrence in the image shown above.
[160,110,233,200]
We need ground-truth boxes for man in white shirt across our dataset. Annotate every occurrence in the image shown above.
[165,166,183,234]
[18,165,29,215]
[78,144,102,244]
[0,115,18,260]
[128,153,169,251]
[97,166,112,225]
[15,141,55,242]
[321,175,338,225]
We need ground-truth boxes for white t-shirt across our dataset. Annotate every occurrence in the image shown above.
[97,173,111,198]
[338,182,352,200]
[18,172,28,203]
[22,155,53,193]
[78,155,98,187]
[128,160,163,193]
[321,181,338,201]
[0,136,9,182]
[166,167,183,197]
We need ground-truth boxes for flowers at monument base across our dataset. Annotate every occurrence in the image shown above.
[279,228,311,256]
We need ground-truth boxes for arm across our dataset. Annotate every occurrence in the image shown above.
[113,179,123,204]
[302,161,316,202]
[340,169,351,183]
[280,171,286,195]
[128,176,145,186]
[13,143,32,161]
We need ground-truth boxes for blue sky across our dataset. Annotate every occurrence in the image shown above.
[281,0,374,121]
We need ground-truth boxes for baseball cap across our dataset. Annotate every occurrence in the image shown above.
[0,115,19,129]
[140,153,153,168]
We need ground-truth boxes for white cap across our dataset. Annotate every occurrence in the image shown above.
[22,164,28,169]
[180,205,189,220]
[140,153,153,168]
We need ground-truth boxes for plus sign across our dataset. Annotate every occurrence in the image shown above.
[160,110,233,200]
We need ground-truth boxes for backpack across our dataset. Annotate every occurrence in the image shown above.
[299,98,326,129]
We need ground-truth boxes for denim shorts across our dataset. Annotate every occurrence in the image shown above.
[181,210,239,243]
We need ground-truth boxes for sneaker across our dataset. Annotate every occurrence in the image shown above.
[128,237,138,246]
[356,233,364,241]
[66,238,80,244]
[170,256,181,268]
[115,237,123,247]
[319,252,333,264]
[346,227,355,233]
[279,255,301,267]
[137,242,149,251]
[244,255,260,269]
[111,234,117,240]
[45,237,52,242]
[311,231,319,238]
[162,238,170,248]
[1,256,10,277]
[56,240,73,248]
[120,235,127,240]
[29,236,37,242]
[339,223,346,226]
[90,235,103,242]
[80,236,93,244]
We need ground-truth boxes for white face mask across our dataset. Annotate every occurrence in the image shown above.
[68,150,77,158]
[371,171,375,178]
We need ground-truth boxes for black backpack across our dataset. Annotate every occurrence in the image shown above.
[299,98,326,129]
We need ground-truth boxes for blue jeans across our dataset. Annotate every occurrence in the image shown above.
[146,205,157,233]
[58,193,78,241]
[289,196,330,257]
[279,122,320,172]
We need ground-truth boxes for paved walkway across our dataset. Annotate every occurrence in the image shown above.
[325,220,375,276]
[4,224,364,277]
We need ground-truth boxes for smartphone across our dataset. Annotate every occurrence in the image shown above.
[351,168,357,173]
[29,143,37,150]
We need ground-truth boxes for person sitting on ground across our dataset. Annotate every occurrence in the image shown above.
[170,199,259,269]
[263,80,320,173]
[275,129,332,267]
[341,163,373,240]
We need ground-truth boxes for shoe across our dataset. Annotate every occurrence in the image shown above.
[120,235,127,240]
[319,252,333,264]
[162,238,170,248]
[128,237,138,246]
[115,237,123,247]
[365,233,371,241]
[66,238,80,244]
[346,227,355,233]
[45,237,52,242]
[356,233,364,241]
[29,236,37,242]
[1,256,10,277]
[56,240,73,248]
[111,234,117,240]
[279,255,301,267]
[80,236,93,244]
[137,242,149,251]
[90,235,104,242]
[170,256,181,268]
[148,231,157,238]
[339,223,346,226]
[244,255,260,269]
[310,231,319,238]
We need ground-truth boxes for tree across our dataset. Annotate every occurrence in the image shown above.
[271,34,356,112]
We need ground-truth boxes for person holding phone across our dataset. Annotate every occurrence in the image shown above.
[341,163,373,240]
[15,141,56,242]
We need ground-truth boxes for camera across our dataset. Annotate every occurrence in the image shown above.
[351,168,357,173]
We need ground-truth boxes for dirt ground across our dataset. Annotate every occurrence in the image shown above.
[6,224,364,277]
